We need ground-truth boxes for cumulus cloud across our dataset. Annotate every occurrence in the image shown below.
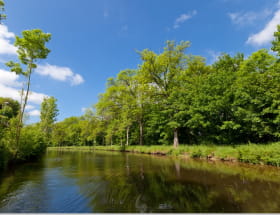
[247,10,280,46]
[0,82,47,105]
[228,9,272,26]
[173,10,197,29]
[0,25,17,55]
[28,109,40,116]
[0,69,21,87]
[36,64,84,86]
[0,69,48,105]
[26,105,35,110]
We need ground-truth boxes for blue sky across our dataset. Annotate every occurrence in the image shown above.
[0,0,279,123]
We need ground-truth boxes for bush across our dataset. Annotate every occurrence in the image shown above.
[17,125,47,161]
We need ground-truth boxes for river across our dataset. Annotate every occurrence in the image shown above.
[0,149,280,213]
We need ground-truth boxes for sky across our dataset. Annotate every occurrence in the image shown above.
[0,0,280,123]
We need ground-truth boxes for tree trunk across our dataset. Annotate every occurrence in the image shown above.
[173,128,179,148]
[126,126,130,146]
[15,67,32,158]
[139,120,143,145]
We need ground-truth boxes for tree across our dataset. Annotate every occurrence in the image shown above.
[6,29,51,157]
[138,41,190,147]
[233,49,278,142]
[271,25,280,57]
[40,96,59,145]
[0,97,20,140]
[0,0,6,24]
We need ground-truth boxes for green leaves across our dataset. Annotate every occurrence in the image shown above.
[271,25,280,57]
[40,96,59,145]
[5,61,25,75]
[51,31,280,147]
[0,0,5,23]
[15,29,51,65]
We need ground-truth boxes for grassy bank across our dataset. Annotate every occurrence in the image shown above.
[48,142,280,167]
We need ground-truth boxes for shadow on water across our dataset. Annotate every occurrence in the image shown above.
[1,149,280,212]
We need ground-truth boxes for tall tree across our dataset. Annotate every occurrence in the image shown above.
[6,29,51,157]
[139,41,190,147]
[40,96,59,145]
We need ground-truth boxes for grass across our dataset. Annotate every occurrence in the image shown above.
[48,142,280,167]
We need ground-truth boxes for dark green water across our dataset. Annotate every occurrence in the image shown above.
[1,150,280,213]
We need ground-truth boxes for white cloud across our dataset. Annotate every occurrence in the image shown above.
[173,10,197,29]
[247,9,280,46]
[0,69,48,105]
[228,9,272,26]
[36,64,84,86]
[28,109,40,116]
[26,105,35,110]
[28,91,48,104]
[72,74,84,85]
[0,25,17,55]
[0,83,47,105]
[0,69,21,87]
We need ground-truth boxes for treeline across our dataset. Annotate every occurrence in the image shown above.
[0,96,58,169]
[50,26,280,147]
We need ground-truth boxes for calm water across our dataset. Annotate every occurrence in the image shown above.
[1,150,280,213]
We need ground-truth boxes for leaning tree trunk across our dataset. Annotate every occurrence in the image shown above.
[126,126,130,146]
[15,66,32,158]
[173,128,179,148]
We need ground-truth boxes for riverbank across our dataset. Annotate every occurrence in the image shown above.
[48,142,280,167]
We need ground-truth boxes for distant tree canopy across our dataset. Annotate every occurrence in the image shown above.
[49,25,280,147]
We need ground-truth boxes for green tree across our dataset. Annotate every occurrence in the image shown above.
[271,25,280,57]
[6,29,51,157]
[0,97,20,125]
[138,41,190,147]
[0,0,6,24]
[233,49,278,142]
[40,96,59,145]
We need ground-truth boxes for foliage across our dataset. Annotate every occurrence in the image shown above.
[0,0,6,23]
[4,21,280,169]
[40,96,59,145]
[0,97,20,140]
[50,27,280,159]
[5,29,51,158]
[0,6,51,170]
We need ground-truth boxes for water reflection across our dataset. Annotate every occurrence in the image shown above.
[0,150,280,212]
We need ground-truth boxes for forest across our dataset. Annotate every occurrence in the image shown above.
[49,35,280,148]
[1,0,280,169]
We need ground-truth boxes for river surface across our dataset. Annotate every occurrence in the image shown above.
[1,150,280,213]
